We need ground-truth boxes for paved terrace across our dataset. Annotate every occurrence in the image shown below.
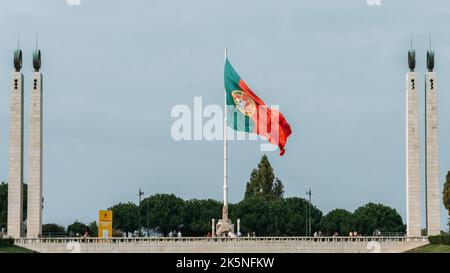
[15,236,428,253]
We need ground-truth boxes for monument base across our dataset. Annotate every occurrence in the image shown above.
[216,219,234,237]
[215,205,234,237]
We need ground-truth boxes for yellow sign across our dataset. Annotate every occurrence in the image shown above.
[98,210,113,238]
[99,210,112,222]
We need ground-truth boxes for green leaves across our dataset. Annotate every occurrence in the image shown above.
[108,202,139,233]
[244,155,284,201]
[0,182,27,230]
[0,183,6,230]
[67,220,88,236]
[234,197,322,236]
[443,171,450,214]
[352,203,405,235]
[443,172,450,230]
[140,194,185,235]
[320,209,353,236]
[42,223,66,235]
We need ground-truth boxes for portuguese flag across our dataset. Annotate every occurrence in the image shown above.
[224,58,292,155]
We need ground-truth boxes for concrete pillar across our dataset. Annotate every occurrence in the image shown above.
[7,71,24,238]
[406,71,421,237]
[27,71,43,238]
[425,71,441,235]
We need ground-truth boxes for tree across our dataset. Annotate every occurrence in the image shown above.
[244,155,284,200]
[320,209,353,236]
[88,221,99,237]
[235,198,289,236]
[266,199,288,236]
[352,203,405,235]
[235,197,271,236]
[0,182,7,230]
[235,196,322,236]
[183,199,221,236]
[141,194,185,235]
[273,178,284,200]
[443,171,450,230]
[42,223,66,236]
[284,197,322,236]
[108,202,139,234]
[0,182,28,231]
[67,221,88,236]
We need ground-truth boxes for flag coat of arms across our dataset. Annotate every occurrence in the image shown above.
[224,58,292,155]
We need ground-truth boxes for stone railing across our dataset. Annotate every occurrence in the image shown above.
[14,236,429,253]
[15,236,427,243]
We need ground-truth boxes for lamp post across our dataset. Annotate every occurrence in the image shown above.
[138,188,144,237]
[306,189,312,236]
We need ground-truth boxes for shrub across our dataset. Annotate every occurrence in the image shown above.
[443,235,450,245]
[428,235,450,245]
[0,238,14,247]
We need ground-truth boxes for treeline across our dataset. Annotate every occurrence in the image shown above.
[104,155,405,236]
[2,155,408,237]
[104,194,405,237]
[40,195,405,238]
[41,221,99,237]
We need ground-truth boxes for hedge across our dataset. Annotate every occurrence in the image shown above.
[428,235,450,245]
[0,238,14,247]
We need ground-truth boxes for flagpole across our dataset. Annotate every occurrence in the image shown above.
[223,48,228,219]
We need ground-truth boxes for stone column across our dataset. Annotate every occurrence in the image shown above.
[405,71,421,237]
[7,71,24,238]
[27,71,43,238]
[425,71,441,235]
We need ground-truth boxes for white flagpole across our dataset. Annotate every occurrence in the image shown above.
[223,48,228,214]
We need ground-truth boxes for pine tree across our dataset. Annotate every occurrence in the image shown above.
[273,178,284,199]
[244,155,284,200]
[443,171,450,230]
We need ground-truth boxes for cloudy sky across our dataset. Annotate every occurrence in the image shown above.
[0,0,448,229]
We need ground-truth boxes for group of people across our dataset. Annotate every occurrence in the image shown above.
[313,231,323,237]
[312,230,364,237]
[167,230,182,237]
[73,229,90,239]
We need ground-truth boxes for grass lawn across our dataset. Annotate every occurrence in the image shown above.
[407,244,450,253]
[0,246,35,253]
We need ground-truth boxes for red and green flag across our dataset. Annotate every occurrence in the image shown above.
[224,58,292,155]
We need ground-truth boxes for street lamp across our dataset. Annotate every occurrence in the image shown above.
[138,188,144,237]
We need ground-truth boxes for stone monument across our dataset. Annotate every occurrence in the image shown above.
[7,48,24,238]
[425,48,441,236]
[405,46,421,237]
[27,46,43,238]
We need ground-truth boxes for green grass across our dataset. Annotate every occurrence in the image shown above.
[0,246,34,253]
[407,244,450,253]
